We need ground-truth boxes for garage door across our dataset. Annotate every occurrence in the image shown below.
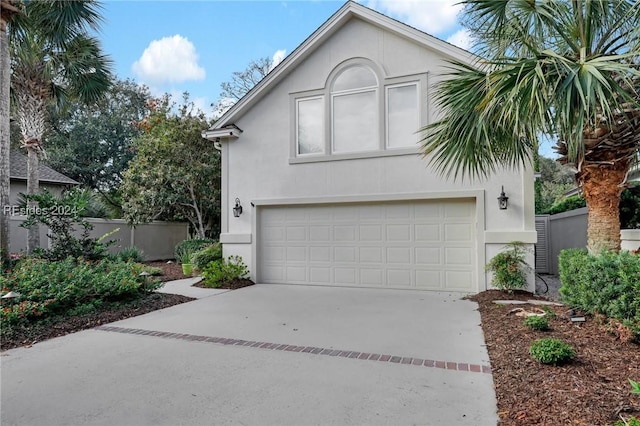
[258,199,476,291]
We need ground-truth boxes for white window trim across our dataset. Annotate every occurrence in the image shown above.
[295,96,325,156]
[385,81,421,150]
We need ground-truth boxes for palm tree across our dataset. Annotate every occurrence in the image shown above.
[9,0,112,252]
[0,0,21,263]
[421,0,640,252]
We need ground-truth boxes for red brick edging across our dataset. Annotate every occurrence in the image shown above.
[96,325,491,374]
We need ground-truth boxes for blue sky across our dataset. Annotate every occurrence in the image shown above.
[98,0,471,115]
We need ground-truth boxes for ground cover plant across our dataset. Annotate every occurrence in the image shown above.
[472,290,640,425]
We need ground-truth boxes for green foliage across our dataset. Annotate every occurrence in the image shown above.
[559,249,640,338]
[141,265,163,276]
[0,258,161,326]
[20,189,116,261]
[535,156,575,214]
[613,417,640,426]
[121,94,221,238]
[630,379,640,395]
[174,239,214,263]
[192,243,222,272]
[201,255,249,288]
[543,195,586,215]
[529,338,575,365]
[485,241,531,292]
[117,247,145,263]
[523,315,550,331]
[46,79,152,197]
[620,183,640,230]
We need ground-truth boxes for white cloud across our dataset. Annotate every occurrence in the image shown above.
[363,0,462,34]
[269,49,287,72]
[446,28,472,50]
[132,35,206,85]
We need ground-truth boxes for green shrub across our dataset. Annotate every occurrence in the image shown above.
[117,247,145,263]
[559,249,640,338]
[613,417,640,426]
[523,315,550,331]
[0,258,161,325]
[485,241,531,292]
[201,255,249,288]
[192,243,223,271]
[142,265,163,276]
[529,338,575,365]
[174,238,214,262]
[543,195,586,215]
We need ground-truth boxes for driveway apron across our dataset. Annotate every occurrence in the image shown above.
[1,284,498,426]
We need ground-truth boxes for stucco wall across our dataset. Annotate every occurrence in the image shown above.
[9,181,66,205]
[219,17,536,291]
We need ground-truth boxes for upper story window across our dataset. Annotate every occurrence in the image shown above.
[292,59,425,163]
[332,66,379,153]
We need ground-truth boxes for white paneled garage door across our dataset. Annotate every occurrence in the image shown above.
[258,199,476,291]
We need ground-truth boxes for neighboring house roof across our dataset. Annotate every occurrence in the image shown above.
[204,0,477,137]
[9,150,79,185]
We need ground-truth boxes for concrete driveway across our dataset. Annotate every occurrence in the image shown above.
[1,284,498,426]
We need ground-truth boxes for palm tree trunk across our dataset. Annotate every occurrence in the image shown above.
[26,145,39,252]
[0,5,13,263]
[579,161,630,253]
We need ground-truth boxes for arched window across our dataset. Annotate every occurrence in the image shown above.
[331,65,379,153]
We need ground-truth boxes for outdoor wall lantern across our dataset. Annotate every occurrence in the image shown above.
[233,198,243,217]
[498,186,509,210]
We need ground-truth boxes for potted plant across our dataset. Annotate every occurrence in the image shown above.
[176,250,194,277]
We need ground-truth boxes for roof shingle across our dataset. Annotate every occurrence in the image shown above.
[9,150,79,185]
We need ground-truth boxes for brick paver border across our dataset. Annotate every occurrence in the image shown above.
[96,325,491,374]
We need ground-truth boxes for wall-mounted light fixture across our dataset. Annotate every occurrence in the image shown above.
[233,198,243,217]
[498,186,509,210]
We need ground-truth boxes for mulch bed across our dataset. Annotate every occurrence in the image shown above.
[2,261,254,351]
[471,290,640,425]
[146,260,255,290]
[1,293,194,351]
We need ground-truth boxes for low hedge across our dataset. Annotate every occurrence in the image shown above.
[559,249,640,338]
[0,257,161,325]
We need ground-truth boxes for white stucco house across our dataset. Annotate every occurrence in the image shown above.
[203,1,536,293]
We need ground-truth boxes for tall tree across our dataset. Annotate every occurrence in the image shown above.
[46,78,152,211]
[213,56,272,117]
[9,0,112,252]
[0,0,21,263]
[421,0,640,252]
[121,94,221,238]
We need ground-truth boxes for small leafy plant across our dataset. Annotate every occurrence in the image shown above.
[529,338,575,365]
[485,241,531,292]
[176,249,194,265]
[192,243,222,272]
[117,247,145,263]
[523,315,550,331]
[201,255,249,288]
[174,238,215,262]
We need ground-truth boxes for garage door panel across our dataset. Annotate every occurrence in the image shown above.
[310,246,331,262]
[258,199,475,291]
[386,224,411,241]
[310,225,331,241]
[415,224,441,242]
[444,223,473,241]
[334,246,357,262]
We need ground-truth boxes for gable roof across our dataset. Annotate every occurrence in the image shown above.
[9,150,79,185]
[206,0,476,135]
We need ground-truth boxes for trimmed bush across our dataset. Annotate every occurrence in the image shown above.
[201,255,249,288]
[174,238,214,261]
[529,338,575,365]
[485,241,531,292]
[523,315,550,331]
[559,249,640,338]
[192,243,223,272]
[543,195,586,215]
[0,258,161,325]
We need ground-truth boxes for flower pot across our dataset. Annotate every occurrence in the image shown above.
[181,263,194,277]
